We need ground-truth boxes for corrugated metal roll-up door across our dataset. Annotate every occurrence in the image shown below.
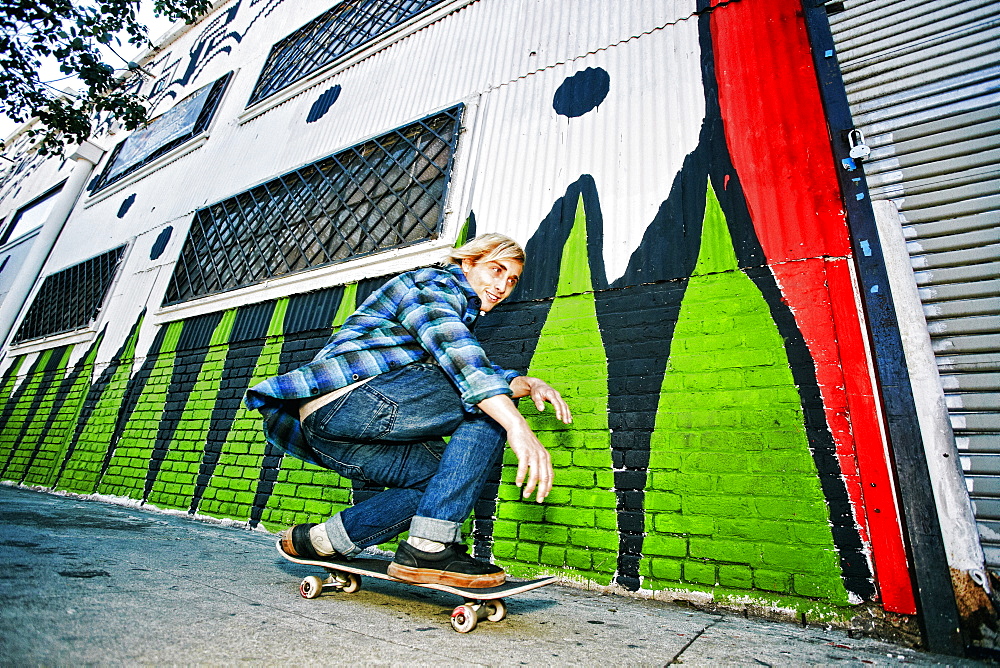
[827,1,1000,565]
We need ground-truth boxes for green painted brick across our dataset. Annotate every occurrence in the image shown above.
[549,450,572,467]
[644,492,681,512]
[519,523,569,544]
[493,521,517,539]
[497,502,545,522]
[492,539,516,559]
[681,494,753,517]
[569,489,617,509]
[719,564,753,589]
[650,557,683,581]
[762,543,838,574]
[753,496,829,521]
[540,545,566,567]
[594,470,614,488]
[689,538,762,565]
[566,548,592,569]
[641,534,687,558]
[545,506,595,527]
[516,542,540,563]
[650,513,715,536]
[715,519,791,542]
[647,470,678,490]
[790,524,839,546]
[674,473,718,493]
[497,484,522,501]
[683,560,716,586]
[298,486,324,500]
[303,500,332,516]
[0,183,861,611]
[793,573,844,599]
[542,487,571,505]
[755,569,792,593]
[277,497,303,512]
[571,450,611,468]
[551,469,595,487]
[570,528,619,551]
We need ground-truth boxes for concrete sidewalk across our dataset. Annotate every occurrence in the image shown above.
[0,484,983,666]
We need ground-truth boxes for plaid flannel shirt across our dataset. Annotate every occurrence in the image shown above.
[244,263,519,464]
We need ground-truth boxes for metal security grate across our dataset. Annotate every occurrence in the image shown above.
[248,0,447,106]
[13,246,127,343]
[164,105,463,305]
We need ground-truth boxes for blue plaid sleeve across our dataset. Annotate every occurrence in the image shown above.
[393,271,514,407]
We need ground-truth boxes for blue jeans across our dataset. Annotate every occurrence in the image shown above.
[300,362,506,557]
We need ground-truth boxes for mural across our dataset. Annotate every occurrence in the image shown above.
[0,0,915,624]
[143,0,286,109]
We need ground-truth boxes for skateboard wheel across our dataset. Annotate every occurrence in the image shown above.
[450,604,478,633]
[300,575,324,599]
[341,573,361,594]
[485,599,507,622]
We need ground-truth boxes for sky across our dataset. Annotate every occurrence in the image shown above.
[1,3,178,145]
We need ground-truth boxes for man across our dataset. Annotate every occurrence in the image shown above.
[245,233,571,588]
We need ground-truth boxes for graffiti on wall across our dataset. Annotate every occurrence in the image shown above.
[0,0,912,620]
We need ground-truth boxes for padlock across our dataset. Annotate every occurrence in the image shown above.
[848,129,870,160]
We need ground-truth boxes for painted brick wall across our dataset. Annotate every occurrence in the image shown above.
[1,192,864,625]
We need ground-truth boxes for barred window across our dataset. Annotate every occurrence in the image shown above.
[248,0,447,106]
[13,246,127,344]
[163,105,463,306]
[89,73,232,193]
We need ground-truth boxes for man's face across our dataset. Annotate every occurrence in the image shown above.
[461,258,523,312]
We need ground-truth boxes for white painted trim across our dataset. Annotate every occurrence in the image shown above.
[6,327,98,357]
[0,227,41,254]
[151,237,455,325]
[82,136,209,208]
[237,0,478,124]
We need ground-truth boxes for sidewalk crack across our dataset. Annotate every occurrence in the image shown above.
[666,616,722,665]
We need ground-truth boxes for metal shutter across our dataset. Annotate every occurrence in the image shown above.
[828,1,1000,565]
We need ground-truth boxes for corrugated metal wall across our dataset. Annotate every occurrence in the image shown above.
[828,0,1000,565]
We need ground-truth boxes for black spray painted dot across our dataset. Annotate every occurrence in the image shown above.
[553,67,610,118]
[150,226,172,260]
[117,193,136,218]
[307,85,342,123]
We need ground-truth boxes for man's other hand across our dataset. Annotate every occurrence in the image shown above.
[510,376,573,424]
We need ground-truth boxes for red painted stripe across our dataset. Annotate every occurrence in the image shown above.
[709,0,916,613]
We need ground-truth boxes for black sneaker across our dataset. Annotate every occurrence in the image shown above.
[279,523,342,561]
[388,541,505,588]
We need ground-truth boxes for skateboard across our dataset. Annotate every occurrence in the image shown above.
[277,541,555,632]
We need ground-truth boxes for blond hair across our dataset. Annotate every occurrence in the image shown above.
[445,233,526,266]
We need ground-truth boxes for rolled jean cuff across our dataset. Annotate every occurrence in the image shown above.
[323,513,363,558]
[409,515,462,544]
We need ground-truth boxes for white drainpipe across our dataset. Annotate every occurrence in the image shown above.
[0,140,105,350]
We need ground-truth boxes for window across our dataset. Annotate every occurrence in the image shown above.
[164,105,463,305]
[248,0,447,106]
[12,246,127,344]
[0,183,64,245]
[89,73,233,193]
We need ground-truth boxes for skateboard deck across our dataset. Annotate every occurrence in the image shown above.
[277,541,555,632]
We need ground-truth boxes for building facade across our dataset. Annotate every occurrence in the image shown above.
[0,0,995,652]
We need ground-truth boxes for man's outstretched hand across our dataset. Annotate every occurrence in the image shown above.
[478,376,572,503]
